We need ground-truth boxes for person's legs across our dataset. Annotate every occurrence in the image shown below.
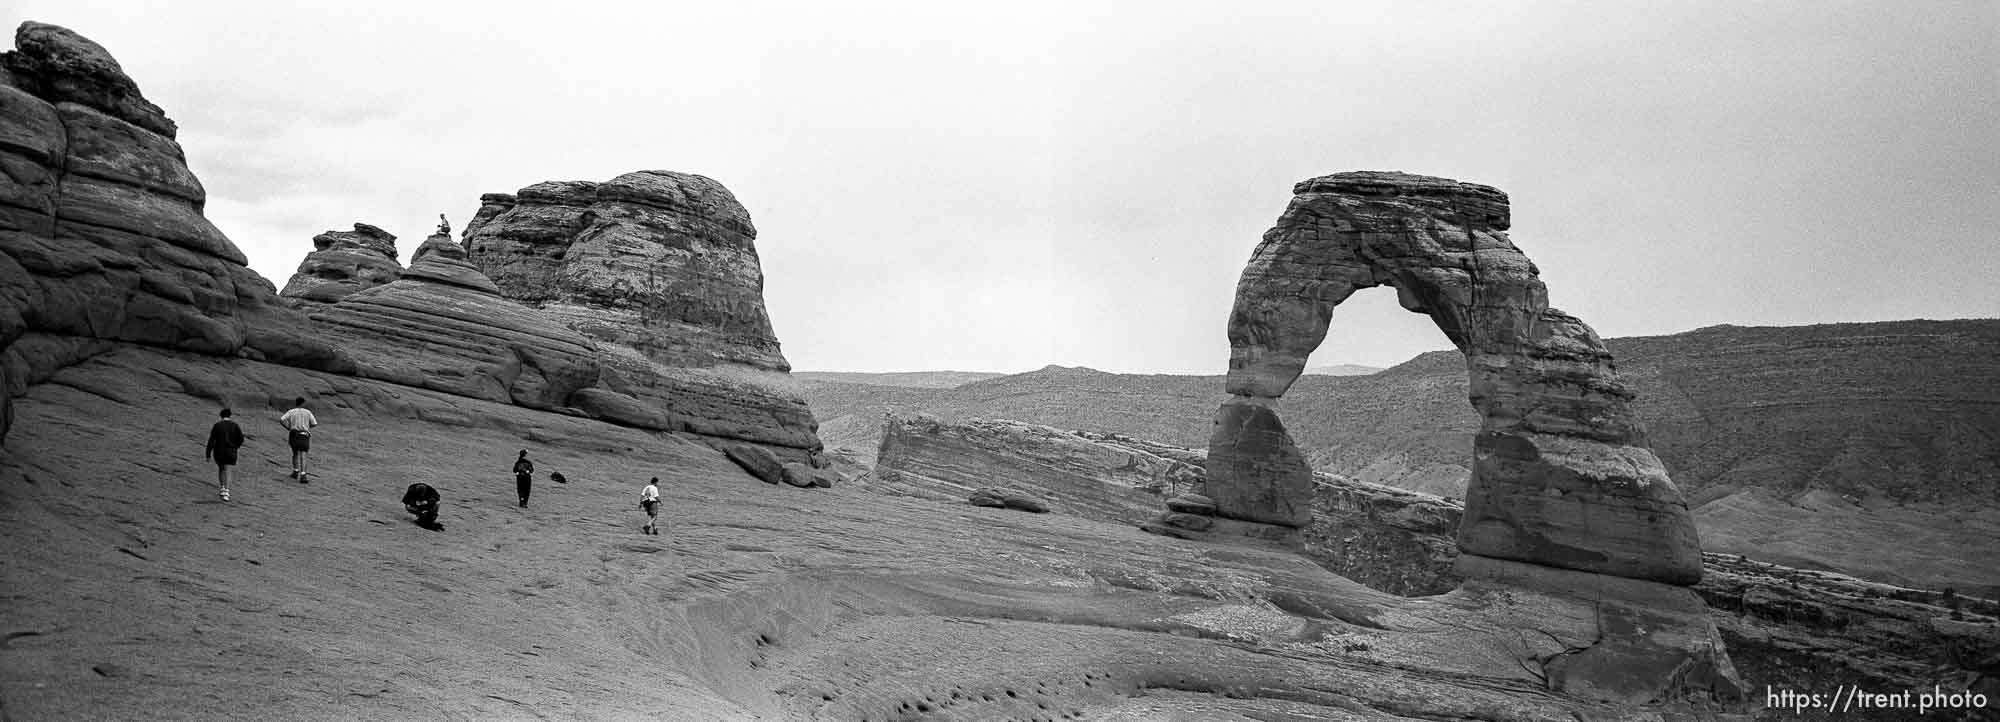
[517,474,530,507]
[216,463,231,500]
[288,432,311,480]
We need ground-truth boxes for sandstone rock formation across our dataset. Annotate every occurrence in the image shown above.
[803,319,2000,595]
[301,230,599,410]
[872,414,1998,712]
[0,22,345,443]
[1201,171,1701,585]
[462,173,819,457]
[872,414,1194,523]
[279,223,402,303]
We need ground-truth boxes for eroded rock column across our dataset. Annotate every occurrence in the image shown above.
[1177,171,1702,586]
[279,223,402,303]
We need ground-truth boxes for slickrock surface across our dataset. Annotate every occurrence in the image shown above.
[302,231,601,410]
[463,173,819,455]
[3,346,1753,719]
[0,22,344,444]
[1211,171,1701,584]
[867,414,2000,719]
[874,414,1461,597]
[279,223,403,303]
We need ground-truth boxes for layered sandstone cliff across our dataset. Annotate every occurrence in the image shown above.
[0,22,345,442]
[300,231,601,409]
[2,21,820,463]
[872,414,1199,522]
[462,174,819,455]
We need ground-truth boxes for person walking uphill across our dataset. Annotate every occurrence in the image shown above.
[512,450,534,507]
[639,477,661,535]
[279,397,318,482]
[204,408,244,501]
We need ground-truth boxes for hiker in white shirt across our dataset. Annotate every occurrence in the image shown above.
[278,397,318,482]
[639,477,661,535]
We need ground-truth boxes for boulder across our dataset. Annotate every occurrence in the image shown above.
[721,442,785,484]
[462,171,820,454]
[776,464,816,486]
[1163,493,1215,515]
[967,487,1049,513]
[280,223,402,303]
[1209,171,1701,585]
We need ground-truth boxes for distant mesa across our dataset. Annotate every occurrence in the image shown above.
[1302,363,1383,376]
[280,223,402,303]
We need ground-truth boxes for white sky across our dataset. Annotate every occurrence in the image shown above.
[14,1,1997,373]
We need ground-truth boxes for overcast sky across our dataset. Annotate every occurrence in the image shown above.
[15,1,1997,373]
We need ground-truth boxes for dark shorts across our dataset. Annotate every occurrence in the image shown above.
[641,500,659,517]
[213,447,238,466]
[288,430,311,453]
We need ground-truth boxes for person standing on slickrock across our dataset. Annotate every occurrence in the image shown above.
[512,450,535,508]
[203,408,244,501]
[279,397,318,482]
[639,477,661,535]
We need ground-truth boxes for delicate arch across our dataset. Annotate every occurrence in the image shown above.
[1205,171,1700,585]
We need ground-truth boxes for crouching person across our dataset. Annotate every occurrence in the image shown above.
[403,482,442,529]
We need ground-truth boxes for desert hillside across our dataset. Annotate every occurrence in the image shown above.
[803,319,2000,593]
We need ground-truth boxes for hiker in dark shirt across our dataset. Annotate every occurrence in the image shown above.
[203,408,245,502]
[512,450,534,508]
[403,482,441,528]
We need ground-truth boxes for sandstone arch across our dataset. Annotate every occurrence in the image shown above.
[1205,171,1701,585]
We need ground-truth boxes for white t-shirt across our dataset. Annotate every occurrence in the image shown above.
[280,407,318,433]
[640,484,660,503]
